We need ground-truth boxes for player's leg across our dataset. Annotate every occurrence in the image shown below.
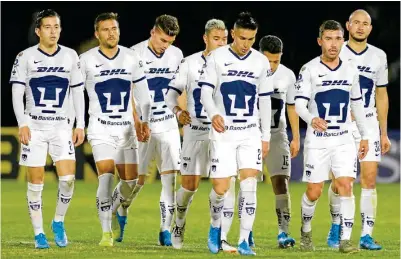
[21,130,49,249]
[207,140,237,254]
[358,135,382,250]
[327,174,341,248]
[220,176,237,253]
[235,137,263,256]
[332,143,359,253]
[91,141,117,247]
[172,140,206,249]
[157,129,181,246]
[300,147,330,252]
[49,128,76,247]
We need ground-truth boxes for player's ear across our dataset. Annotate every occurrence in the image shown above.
[230,29,235,40]
[35,27,40,38]
[150,27,155,37]
[94,30,99,40]
[203,34,207,45]
[345,21,350,32]
[317,37,322,47]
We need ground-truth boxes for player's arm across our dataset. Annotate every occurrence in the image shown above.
[166,58,191,125]
[10,51,30,145]
[375,53,391,154]
[294,66,327,132]
[199,53,224,133]
[350,71,370,159]
[286,72,300,158]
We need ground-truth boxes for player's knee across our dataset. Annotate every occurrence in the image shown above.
[181,177,199,191]
[336,178,354,196]
[271,176,288,195]
[361,171,377,189]
[306,184,323,201]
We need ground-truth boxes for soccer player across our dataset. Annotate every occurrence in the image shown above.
[295,20,370,253]
[165,19,229,250]
[326,9,390,250]
[79,12,151,247]
[10,9,85,249]
[199,12,273,255]
[259,35,299,248]
[128,15,183,246]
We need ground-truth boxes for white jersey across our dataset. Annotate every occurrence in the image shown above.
[131,40,183,133]
[80,46,145,124]
[169,51,210,141]
[340,42,388,119]
[199,45,274,141]
[9,44,83,130]
[295,57,363,148]
[270,64,296,134]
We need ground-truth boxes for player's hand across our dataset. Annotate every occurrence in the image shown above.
[212,115,225,133]
[311,117,328,132]
[381,135,391,155]
[141,122,151,142]
[358,139,369,160]
[72,128,85,147]
[262,141,270,158]
[290,138,300,158]
[18,126,31,145]
[177,110,191,125]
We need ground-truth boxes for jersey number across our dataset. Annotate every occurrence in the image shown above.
[315,89,349,129]
[30,75,69,113]
[220,81,256,122]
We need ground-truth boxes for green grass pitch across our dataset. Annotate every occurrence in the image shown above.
[1,180,400,258]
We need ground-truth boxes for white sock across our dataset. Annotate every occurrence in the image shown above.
[175,186,196,227]
[112,179,136,216]
[340,196,355,240]
[27,183,44,236]
[209,188,225,228]
[238,187,243,220]
[360,188,377,237]
[160,173,176,232]
[238,177,257,245]
[301,193,317,233]
[54,175,75,222]
[276,193,291,234]
[221,177,236,241]
[328,182,341,225]
[97,173,114,233]
[117,182,143,217]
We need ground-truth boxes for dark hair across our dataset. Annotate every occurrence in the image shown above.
[259,35,283,54]
[154,14,180,36]
[94,12,119,31]
[319,20,344,38]
[35,9,61,28]
[234,12,258,30]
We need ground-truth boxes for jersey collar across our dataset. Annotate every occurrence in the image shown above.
[346,43,369,56]
[320,58,342,71]
[37,45,61,57]
[98,47,120,60]
[228,46,252,61]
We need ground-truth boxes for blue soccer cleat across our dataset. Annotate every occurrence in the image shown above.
[207,225,220,254]
[238,240,256,256]
[360,235,382,250]
[159,230,172,246]
[112,212,127,242]
[278,232,296,248]
[327,223,340,248]
[248,231,255,248]
[35,233,50,249]
[51,220,67,247]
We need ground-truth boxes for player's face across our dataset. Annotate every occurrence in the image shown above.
[318,30,344,60]
[150,27,176,55]
[204,29,228,52]
[231,28,257,56]
[95,19,120,49]
[35,16,61,47]
[346,12,372,42]
[263,51,282,73]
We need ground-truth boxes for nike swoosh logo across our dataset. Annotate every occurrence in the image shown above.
[224,63,233,66]
[146,61,153,64]
[34,60,42,64]
[246,203,255,205]
[68,152,74,155]
[96,64,103,68]
[318,74,326,77]
[256,162,261,165]
[281,167,288,170]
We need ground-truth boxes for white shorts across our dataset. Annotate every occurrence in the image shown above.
[180,139,210,177]
[352,121,381,162]
[209,137,262,179]
[138,129,181,175]
[302,143,357,183]
[264,132,291,178]
[87,117,138,164]
[19,128,75,167]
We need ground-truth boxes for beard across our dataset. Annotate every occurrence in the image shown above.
[350,33,367,42]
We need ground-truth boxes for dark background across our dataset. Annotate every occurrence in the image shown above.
[1,1,400,129]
